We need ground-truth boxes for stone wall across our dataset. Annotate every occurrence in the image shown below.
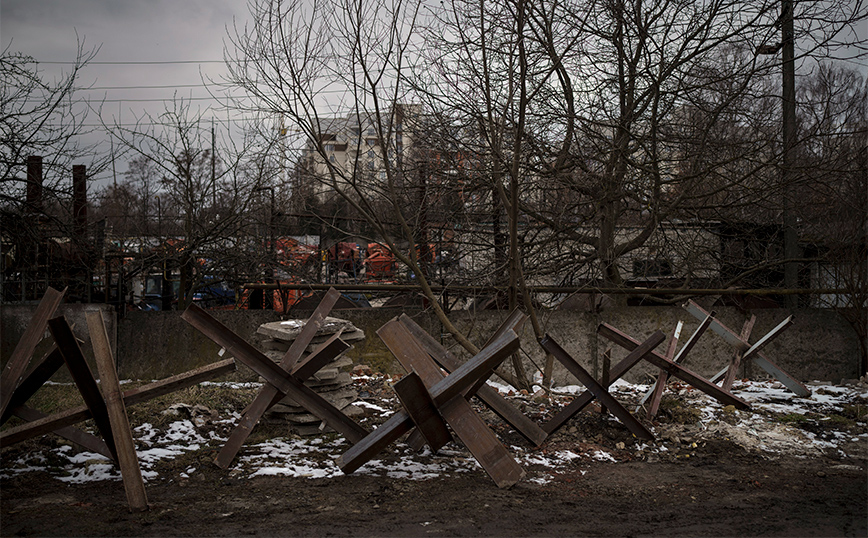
[2,303,861,385]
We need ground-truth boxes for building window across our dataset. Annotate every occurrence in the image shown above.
[632,259,673,278]
[329,155,336,163]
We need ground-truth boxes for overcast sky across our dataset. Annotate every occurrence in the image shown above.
[2,0,252,185]
[2,0,865,188]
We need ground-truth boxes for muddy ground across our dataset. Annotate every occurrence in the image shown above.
[2,375,866,537]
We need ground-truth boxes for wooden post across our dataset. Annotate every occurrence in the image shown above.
[398,313,547,447]
[600,349,611,416]
[212,288,341,468]
[87,311,149,513]
[0,287,65,417]
[47,316,118,461]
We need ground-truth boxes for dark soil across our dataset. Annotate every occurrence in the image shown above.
[2,452,865,537]
[2,376,866,537]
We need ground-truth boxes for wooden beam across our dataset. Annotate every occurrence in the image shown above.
[682,301,809,397]
[1,346,66,425]
[0,287,65,417]
[393,372,452,452]
[338,329,520,482]
[540,334,656,440]
[181,303,367,462]
[12,406,113,459]
[542,330,667,435]
[597,323,751,409]
[88,311,149,513]
[48,316,118,462]
[379,320,525,487]
[723,316,756,392]
[397,314,547,447]
[0,360,236,448]
[220,333,350,469]
[647,323,681,418]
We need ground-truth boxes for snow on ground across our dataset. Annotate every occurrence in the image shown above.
[1,378,865,485]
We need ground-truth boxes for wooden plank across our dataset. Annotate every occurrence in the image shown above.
[337,410,415,474]
[600,349,611,415]
[181,304,367,464]
[0,287,65,417]
[221,334,351,469]
[742,316,794,361]
[542,330,668,435]
[597,323,751,409]
[466,309,529,399]
[0,359,236,448]
[259,333,351,411]
[291,332,351,382]
[48,316,118,462]
[1,346,65,425]
[338,330,520,477]
[393,372,452,451]
[723,316,756,392]
[122,359,237,406]
[397,314,548,447]
[12,406,113,459]
[683,301,810,397]
[379,320,525,487]
[672,312,716,364]
[540,334,656,440]
[88,311,149,513]
[279,287,341,370]
[647,323,681,418]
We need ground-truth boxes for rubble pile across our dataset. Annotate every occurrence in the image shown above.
[256,317,365,435]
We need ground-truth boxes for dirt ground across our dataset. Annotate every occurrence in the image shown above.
[2,375,866,537]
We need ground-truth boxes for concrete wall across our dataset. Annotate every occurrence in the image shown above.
[1,303,116,382]
[2,303,861,385]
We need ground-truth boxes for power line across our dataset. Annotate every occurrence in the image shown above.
[35,60,226,65]
[89,83,219,90]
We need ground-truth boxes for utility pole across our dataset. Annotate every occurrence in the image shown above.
[211,119,217,208]
[759,1,799,308]
[781,0,799,309]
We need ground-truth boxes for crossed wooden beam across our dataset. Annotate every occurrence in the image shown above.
[597,323,752,410]
[539,332,662,440]
[636,312,715,418]
[337,323,524,488]
[397,312,548,447]
[181,288,368,468]
[683,301,809,397]
[1,288,237,513]
[540,330,666,437]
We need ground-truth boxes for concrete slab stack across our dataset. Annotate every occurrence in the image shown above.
[256,317,365,435]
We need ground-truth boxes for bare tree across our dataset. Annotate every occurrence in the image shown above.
[0,40,114,301]
[794,64,867,375]
[223,0,866,388]
[106,97,282,309]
